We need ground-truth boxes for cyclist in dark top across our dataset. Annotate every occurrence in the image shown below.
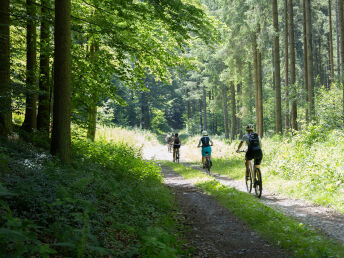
[236,124,263,183]
[197,130,214,168]
[171,133,181,161]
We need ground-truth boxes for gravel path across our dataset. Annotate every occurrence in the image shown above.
[184,163,344,244]
[162,166,288,257]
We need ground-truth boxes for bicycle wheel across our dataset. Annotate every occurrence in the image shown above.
[254,168,262,198]
[245,169,252,193]
[206,158,211,173]
[176,149,179,163]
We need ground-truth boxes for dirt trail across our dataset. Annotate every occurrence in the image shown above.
[162,166,288,257]
[184,163,344,244]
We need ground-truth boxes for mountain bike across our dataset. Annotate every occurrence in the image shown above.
[204,151,212,174]
[240,151,262,198]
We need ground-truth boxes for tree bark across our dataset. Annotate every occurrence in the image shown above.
[329,0,335,84]
[0,0,12,136]
[284,0,290,132]
[289,0,297,131]
[22,0,38,132]
[336,0,341,78]
[230,81,236,140]
[51,0,72,163]
[305,0,314,120]
[339,0,344,121]
[140,91,150,129]
[236,82,242,138]
[202,85,207,130]
[273,0,282,133]
[253,32,259,132]
[257,32,264,137]
[221,83,229,139]
[37,0,51,133]
[303,0,309,122]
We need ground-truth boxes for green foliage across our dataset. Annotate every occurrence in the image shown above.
[0,138,185,256]
[151,109,170,135]
[166,162,344,257]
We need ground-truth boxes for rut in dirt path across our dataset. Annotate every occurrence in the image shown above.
[183,162,344,245]
[162,166,288,258]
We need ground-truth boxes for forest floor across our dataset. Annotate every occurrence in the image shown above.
[143,144,344,255]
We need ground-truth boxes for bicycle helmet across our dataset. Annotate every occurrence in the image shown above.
[202,130,208,136]
[246,124,254,131]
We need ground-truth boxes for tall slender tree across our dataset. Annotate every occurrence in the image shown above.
[339,0,344,121]
[37,0,51,133]
[284,0,290,132]
[273,0,282,133]
[289,0,297,130]
[22,0,38,132]
[303,0,309,122]
[0,0,12,136]
[230,81,236,140]
[257,26,264,137]
[305,0,314,120]
[221,83,229,139]
[51,0,72,163]
[202,85,207,130]
[329,0,335,84]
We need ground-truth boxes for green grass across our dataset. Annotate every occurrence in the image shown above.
[0,137,188,257]
[211,158,243,180]
[164,161,344,258]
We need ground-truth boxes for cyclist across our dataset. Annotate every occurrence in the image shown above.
[165,134,173,152]
[236,124,263,187]
[171,133,181,162]
[197,130,213,168]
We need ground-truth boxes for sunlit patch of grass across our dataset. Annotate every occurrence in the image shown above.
[164,162,344,257]
[211,158,244,180]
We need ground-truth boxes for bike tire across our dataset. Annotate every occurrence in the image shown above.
[245,170,252,193]
[254,168,262,198]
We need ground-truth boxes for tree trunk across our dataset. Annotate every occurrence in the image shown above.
[236,82,242,138]
[289,0,298,131]
[140,91,150,129]
[329,0,335,84]
[87,104,97,141]
[221,83,229,139]
[230,81,236,140]
[203,86,207,130]
[199,98,203,131]
[37,0,51,133]
[22,0,38,132]
[339,0,344,121]
[257,31,264,137]
[0,0,12,137]
[303,0,309,122]
[305,0,314,120]
[336,0,341,78]
[51,0,72,163]
[253,32,259,132]
[284,0,290,132]
[273,0,282,133]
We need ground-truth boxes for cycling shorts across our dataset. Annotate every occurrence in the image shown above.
[245,149,263,165]
[173,144,180,149]
[201,146,212,157]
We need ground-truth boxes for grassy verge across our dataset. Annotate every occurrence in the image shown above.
[164,161,344,257]
[0,137,188,257]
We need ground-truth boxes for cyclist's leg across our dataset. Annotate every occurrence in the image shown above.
[253,149,263,170]
[173,147,176,161]
[245,159,251,177]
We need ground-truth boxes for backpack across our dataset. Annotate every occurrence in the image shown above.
[248,133,260,150]
[174,137,180,145]
[201,136,210,147]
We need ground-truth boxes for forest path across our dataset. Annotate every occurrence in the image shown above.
[182,162,344,245]
[162,166,288,257]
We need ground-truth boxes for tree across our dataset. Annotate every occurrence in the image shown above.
[284,0,290,132]
[22,0,38,132]
[289,0,297,130]
[305,0,314,120]
[50,0,72,163]
[230,81,236,140]
[329,0,335,84]
[0,0,12,137]
[221,83,229,138]
[37,0,51,133]
[273,0,282,133]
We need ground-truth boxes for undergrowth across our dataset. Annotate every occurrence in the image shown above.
[0,137,186,257]
[165,162,344,257]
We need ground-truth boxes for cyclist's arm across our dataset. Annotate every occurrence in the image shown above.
[197,139,201,148]
[236,141,244,152]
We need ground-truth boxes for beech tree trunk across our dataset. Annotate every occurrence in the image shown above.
[230,81,236,140]
[0,0,12,136]
[22,0,38,132]
[336,0,341,78]
[51,0,72,163]
[253,32,259,132]
[289,0,298,131]
[329,0,335,84]
[273,0,282,133]
[284,0,290,132]
[305,0,314,120]
[37,0,51,133]
[236,82,243,138]
[221,83,229,139]
[257,30,264,137]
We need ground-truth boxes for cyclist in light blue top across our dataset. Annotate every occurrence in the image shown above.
[197,130,213,168]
